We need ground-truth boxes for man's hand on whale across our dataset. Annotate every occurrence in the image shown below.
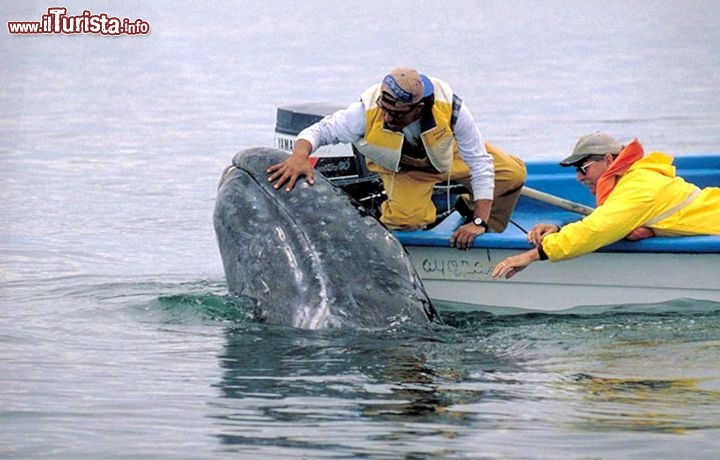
[267,139,315,192]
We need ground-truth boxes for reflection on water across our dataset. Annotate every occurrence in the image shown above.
[571,374,720,434]
[212,325,501,455]
[204,301,720,457]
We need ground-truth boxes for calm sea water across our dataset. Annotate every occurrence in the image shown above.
[2,1,720,458]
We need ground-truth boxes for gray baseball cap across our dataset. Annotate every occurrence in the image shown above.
[560,132,623,166]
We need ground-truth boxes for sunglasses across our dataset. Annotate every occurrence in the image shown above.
[576,159,597,175]
[376,95,418,119]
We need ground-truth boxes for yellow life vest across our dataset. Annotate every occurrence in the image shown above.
[353,77,457,173]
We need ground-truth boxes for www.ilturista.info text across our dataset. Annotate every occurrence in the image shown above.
[7,8,150,36]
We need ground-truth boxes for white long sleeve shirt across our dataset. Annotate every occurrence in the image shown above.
[297,100,495,200]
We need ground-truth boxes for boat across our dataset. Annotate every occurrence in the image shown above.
[273,103,720,312]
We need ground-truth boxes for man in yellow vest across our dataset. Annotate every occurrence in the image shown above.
[492,132,720,279]
[267,67,527,250]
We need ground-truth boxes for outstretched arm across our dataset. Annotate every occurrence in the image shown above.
[491,247,541,279]
[492,222,557,278]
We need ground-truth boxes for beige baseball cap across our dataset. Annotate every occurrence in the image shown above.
[378,67,426,109]
[560,132,623,166]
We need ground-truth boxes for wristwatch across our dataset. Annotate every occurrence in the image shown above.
[472,217,489,230]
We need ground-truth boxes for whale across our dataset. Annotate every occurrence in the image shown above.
[213,148,440,330]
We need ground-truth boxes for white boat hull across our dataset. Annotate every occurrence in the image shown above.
[405,246,720,311]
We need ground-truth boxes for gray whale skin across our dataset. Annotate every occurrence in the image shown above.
[213,147,439,329]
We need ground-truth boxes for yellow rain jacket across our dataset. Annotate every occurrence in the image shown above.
[541,145,720,261]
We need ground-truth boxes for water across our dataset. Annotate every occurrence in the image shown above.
[2,1,720,458]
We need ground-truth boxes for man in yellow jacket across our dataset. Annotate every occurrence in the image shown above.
[492,132,720,279]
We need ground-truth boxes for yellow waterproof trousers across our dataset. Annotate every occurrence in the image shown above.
[367,143,526,231]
